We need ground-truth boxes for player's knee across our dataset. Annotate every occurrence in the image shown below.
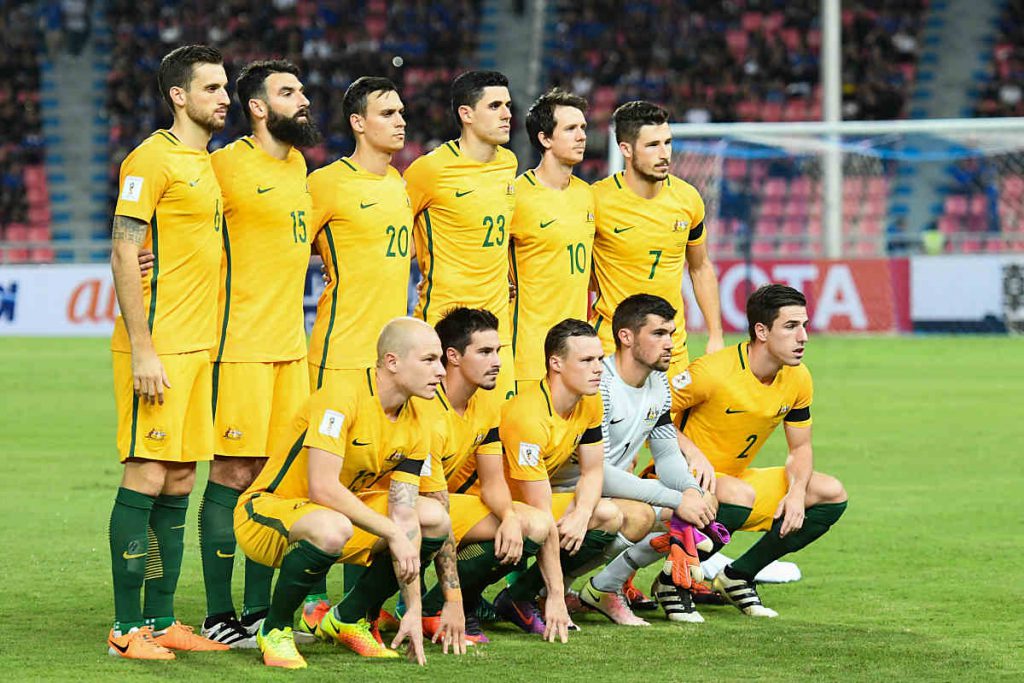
[210,456,264,491]
[618,502,656,541]
[592,499,623,534]
[814,474,847,505]
[718,477,756,508]
[161,463,196,496]
[299,512,353,556]
[522,507,552,544]
[417,497,450,538]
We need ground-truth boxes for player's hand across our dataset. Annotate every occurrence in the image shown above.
[320,263,331,286]
[494,513,524,565]
[774,492,806,538]
[432,600,466,655]
[556,510,588,555]
[542,593,570,643]
[676,488,714,528]
[705,334,725,355]
[392,609,426,666]
[387,532,420,584]
[686,448,717,494]
[132,348,170,405]
[137,249,155,276]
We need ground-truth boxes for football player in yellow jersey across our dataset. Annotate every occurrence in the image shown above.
[234,318,453,669]
[412,308,552,645]
[308,77,414,389]
[510,89,595,385]
[106,45,230,660]
[591,101,724,465]
[189,60,321,648]
[404,70,519,399]
[494,319,623,642]
[673,285,848,617]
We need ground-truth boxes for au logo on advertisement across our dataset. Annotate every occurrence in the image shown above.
[67,279,117,324]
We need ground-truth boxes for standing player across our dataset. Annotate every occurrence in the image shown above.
[404,70,518,399]
[590,101,724,477]
[106,44,230,659]
[674,285,848,617]
[197,60,321,647]
[302,76,415,628]
[234,318,452,669]
[509,88,595,387]
[414,308,552,643]
[494,319,623,641]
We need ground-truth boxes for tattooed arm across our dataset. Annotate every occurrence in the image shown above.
[389,478,426,665]
[110,215,168,405]
[420,489,466,655]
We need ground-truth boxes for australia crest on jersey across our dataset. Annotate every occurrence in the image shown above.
[776,404,791,417]
[645,406,659,422]
[386,449,407,462]
[586,210,595,223]
[673,218,690,232]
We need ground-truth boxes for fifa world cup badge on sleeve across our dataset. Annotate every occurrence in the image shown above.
[518,442,540,467]
[319,410,344,438]
[671,371,692,391]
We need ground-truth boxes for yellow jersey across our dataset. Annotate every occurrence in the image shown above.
[404,140,518,340]
[500,379,603,483]
[672,343,813,477]
[307,158,414,376]
[509,171,596,381]
[112,129,223,355]
[209,137,311,363]
[417,384,503,494]
[590,172,707,365]
[248,368,430,499]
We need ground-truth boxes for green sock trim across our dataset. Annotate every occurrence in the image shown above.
[731,501,848,578]
[242,557,275,615]
[110,488,156,626]
[200,482,241,617]
[265,540,339,632]
[142,494,189,624]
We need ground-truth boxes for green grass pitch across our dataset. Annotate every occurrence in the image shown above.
[1,335,1021,681]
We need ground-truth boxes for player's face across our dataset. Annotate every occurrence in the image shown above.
[183,62,230,133]
[465,86,512,145]
[398,329,446,399]
[357,89,406,154]
[632,315,676,372]
[556,335,605,396]
[764,306,809,366]
[263,72,321,147]
[623,122,672,183]
[543,105,587,165]
[456,329,502,391]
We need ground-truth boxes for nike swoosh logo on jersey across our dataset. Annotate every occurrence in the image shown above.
[360,201,378,209]
[540,219,557,228]
[122,551,146,560]
[188,178,200,187]
[455,189,475,197]
[610,418,625,425]
[257,186,275,194]
[352,438,371,447]
[216,550,234,558]
[613,225,636,234]
[725,407,746,414]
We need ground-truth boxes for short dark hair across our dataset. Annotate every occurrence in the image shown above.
[451,70,509,127]
[612,100,670,146]
[435,307,499,366]
[525,88,588,155]
[343,76,398,133]
[157,44,223,112]
[747,284,807,340]
[235,60,302,123]
[612,294,677,349]
[544,318,598,369]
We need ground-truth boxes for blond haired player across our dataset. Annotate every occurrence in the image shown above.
[510,88,595,386]
[194,59,321,647]
[404,70,518,399]
[590,101,724,488]
[234,318,453,669]
[674,285,848,617]
[106,44,229,659]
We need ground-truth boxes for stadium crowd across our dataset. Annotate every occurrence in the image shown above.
[976,0,1024,117]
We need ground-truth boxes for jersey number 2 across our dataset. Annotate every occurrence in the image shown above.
[737,434,757,459]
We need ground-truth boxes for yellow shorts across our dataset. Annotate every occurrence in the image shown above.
[235,490,389,568]
[720,466,789,532]
[449,493,493,544]
[309,365,371,393]
[212,358,309,457]
[113,350,213,463]
[667,353,692,425]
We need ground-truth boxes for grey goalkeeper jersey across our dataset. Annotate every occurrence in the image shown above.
[551,356,700,506]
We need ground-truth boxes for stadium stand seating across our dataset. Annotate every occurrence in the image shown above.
[0,3,49,264]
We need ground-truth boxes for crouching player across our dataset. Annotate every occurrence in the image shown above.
[412,308,552,646]
[233,318,451,669]
[495,319,623,641]
[674,284,848,617]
